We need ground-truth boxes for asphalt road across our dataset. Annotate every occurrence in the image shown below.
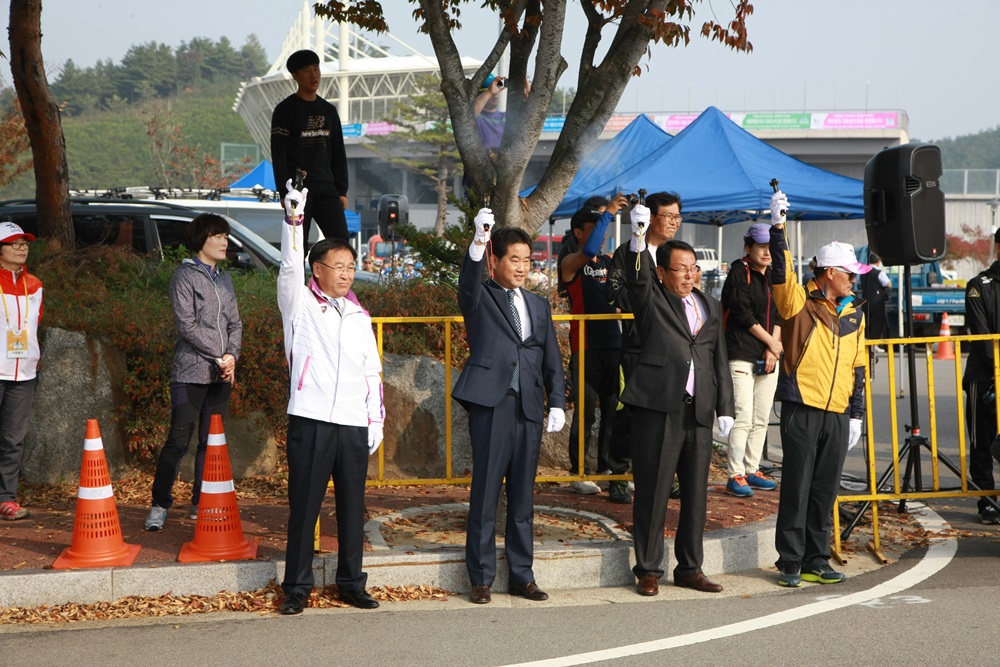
[1,500,997,667]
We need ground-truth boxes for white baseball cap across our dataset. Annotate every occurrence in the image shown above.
[815,241,871,275]
[0,222,36,244]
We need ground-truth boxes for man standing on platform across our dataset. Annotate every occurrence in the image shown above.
[622,203,734,597]
[453,210,566,605]
[271,49,350,246]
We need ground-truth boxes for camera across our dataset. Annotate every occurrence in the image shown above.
[754,359,772,376]
[496,78,505,89]
[626,188,648,207]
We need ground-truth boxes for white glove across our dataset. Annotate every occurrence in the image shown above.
[717,416,734,438]
[848,418,863,451]
[629,204,650,252]
[770,190,789,225]
[473,208,493,245]
[368,422,384,455]
[284,178,309,219]
[546,407,565,433]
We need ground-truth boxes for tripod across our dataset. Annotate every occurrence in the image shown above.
[840,264,1000,542]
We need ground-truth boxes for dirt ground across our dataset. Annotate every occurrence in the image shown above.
[0,459,780,572]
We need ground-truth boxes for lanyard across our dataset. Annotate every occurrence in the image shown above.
[0,270,28,329]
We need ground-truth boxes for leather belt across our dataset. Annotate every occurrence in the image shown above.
[682,393,694,404]
[507,388,520,397]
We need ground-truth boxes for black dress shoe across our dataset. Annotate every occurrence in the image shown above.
[674,572,724,593]
[339,588,380,609]
[636,574,659,596]
[470,584,492,604]
[509,582,549,601]
[279,593,307,615]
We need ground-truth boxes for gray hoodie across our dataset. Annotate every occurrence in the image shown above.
[169,259,242,384]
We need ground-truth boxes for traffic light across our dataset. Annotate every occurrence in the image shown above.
[377,194,408,241]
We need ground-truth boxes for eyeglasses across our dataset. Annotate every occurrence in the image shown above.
[314,260,356,275]
[2,241,29,250]
[654,213,683,223]
[831,267,856,280]
[666,264,700,275]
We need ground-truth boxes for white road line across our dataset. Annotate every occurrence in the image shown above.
[505,503,955,667]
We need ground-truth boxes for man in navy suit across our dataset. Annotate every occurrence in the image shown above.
[453,209,567,604]
[622,203,735,597]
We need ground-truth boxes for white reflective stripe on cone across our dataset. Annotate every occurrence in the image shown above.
[78,484,114,500]
[207,433,226,446]
[200,480,235,494]
[83,437,104,451]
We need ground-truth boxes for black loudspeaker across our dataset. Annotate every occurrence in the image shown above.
[864,143,946,266]
[377,194,408,241]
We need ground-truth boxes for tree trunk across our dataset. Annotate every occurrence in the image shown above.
[9,0,74,250]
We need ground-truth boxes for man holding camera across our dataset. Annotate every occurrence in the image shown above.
[453,210,566,604]
[768,191,867,587]
[720,223,782,498]
[622,202,734,597]
[962,227,1000,524]
[559,195,631,501]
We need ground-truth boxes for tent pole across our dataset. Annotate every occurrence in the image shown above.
[796,219,803,282]
[716,223,723,274]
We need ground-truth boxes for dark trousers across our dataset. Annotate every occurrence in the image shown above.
[466,393,542,587]
[607,349,638,475]
[568,347,624,474]
[965,381,997,512]
[303,191,348,245]
[282,415,370,597]
[151,382,232,509]
[631,402,711,579]
[0,378,36,503]
[775,401,849,568]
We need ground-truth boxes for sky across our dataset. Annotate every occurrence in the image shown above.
[6,0,998,142]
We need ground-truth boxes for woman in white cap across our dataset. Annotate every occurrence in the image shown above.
[0,222,41,521]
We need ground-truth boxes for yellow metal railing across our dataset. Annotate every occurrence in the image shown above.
[367,312,635,486]
[833,333,1000,563]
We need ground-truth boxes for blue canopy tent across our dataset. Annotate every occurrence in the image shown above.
[521,114,673,218]
[230,160,276,191]
[613,106,865,274]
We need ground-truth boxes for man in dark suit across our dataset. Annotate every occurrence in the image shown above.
[622,206,735,597]
[453,210,567,605]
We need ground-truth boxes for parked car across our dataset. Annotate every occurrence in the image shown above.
[0,198,280,270]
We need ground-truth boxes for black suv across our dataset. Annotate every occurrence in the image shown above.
[0,198,280,270]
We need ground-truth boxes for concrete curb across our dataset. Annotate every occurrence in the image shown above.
[0,508,779,608]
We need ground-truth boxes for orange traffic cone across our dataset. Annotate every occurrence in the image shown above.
[178,414,257,562]
[53,420,140,569]
[935,313,955,360]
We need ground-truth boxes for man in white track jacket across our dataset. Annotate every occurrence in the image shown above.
[276,182,384,615]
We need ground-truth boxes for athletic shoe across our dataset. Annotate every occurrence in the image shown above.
[801,563,847,584]
[745,471,778,491]
[608,481,632,504]
[777,564,802,587]
[144,506,167,531]
[570,481,601,495]
[980,506,1000,525]
[189,505,199,520]
[725,475,754,498]
[0,501,29,521]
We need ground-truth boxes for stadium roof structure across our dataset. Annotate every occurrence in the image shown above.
[233,2,482,159]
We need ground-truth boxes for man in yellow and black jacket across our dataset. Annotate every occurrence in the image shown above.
[767,190,868,588]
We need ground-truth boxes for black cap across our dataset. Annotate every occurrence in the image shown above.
[286,49,320,73]
[570,207,602,230]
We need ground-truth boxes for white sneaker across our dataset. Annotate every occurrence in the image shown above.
[570,480,601,495]
[144,506,167,531]
[188,505,199,520]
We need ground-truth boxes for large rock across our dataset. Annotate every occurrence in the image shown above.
[381,353,471,478]
[178,411,279,482]
[22,328,130,485]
